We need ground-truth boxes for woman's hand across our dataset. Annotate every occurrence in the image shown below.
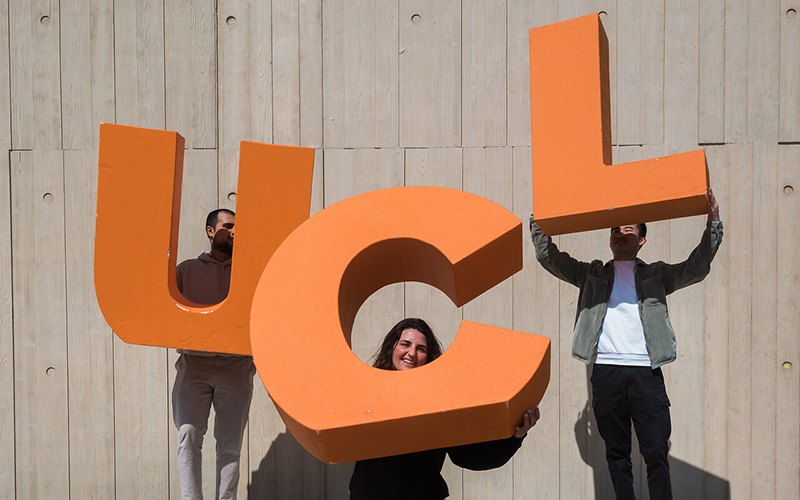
[514,405,541,438]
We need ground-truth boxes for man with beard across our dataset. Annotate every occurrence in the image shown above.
[530,189,722,500]
[172,209,255,500]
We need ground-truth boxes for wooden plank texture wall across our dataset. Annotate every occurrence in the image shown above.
[0,0,798,498]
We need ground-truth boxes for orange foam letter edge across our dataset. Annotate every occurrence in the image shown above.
[529,14,709,236]
[250,186,551,463]
[95,123,314,354]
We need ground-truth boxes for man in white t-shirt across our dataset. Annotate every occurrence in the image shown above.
[530,189,722,500]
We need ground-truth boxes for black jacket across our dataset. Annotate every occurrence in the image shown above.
[349,435,525,500]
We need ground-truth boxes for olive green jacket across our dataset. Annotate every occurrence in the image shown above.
[530,220,723,368]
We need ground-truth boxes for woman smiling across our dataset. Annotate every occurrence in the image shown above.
[348,318,540,500]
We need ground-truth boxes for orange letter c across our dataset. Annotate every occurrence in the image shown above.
[250,186,551,463]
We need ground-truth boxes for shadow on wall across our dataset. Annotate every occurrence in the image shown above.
[576,366,730,499]
[248,398,730,499]
[248,431,353,499]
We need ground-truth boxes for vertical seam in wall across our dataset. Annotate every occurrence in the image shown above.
[317,0,325,150]
[298,0,303,146]
[216,0,222,206]
[215,0,220,161]
[694,0,700,146]
[556,236,562,498]
[395,0,401,148]
[270,0,275,146]
[162,0,167,139]
[321,0,327,209]
[504,0,509,148]
[506,28,513,476]
[297,0,302,147]
[159,3,173,490]
[57,1,65,151]
[395,0,400,148]
[459,0,464,150]
[6,150,17,498]
[59,150,72,498]
[660,7,666,146]
[108,0,118,492]
[459,1,465,194]
[164,347,171,494]
[722,1,727,143]
[5,0,12,149]
[110,0,118,130]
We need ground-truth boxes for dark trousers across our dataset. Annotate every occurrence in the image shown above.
[591,364,672,500]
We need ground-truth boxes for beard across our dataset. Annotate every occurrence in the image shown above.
[212,233,233,256]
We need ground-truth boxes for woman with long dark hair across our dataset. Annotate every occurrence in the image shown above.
[349,318,540,500]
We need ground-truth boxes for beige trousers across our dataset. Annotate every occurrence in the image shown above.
[172,354,256,500]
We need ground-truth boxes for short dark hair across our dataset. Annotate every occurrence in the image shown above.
[371,318,444,371]
[206,209,235,230]
[611,223,647,238]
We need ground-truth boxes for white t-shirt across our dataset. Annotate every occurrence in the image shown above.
[594,260,651,366]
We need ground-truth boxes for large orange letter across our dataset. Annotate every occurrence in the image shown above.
[530,14,708,235]
[250,187,551,463]
[94,124,314,354]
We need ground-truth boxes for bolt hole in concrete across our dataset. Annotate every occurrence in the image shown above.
[785,185,794,195]
[46,367,56,377]
[228,192,237,202]
[226,16,236,26]
[411,14,422,24]
[40,15,50,26]
[43,193,54,204]
[599,11,608,21]
[788,8,797,18]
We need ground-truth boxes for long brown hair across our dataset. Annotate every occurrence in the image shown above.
[371,318,443,370]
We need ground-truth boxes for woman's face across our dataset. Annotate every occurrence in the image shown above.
[391,328,429,370]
